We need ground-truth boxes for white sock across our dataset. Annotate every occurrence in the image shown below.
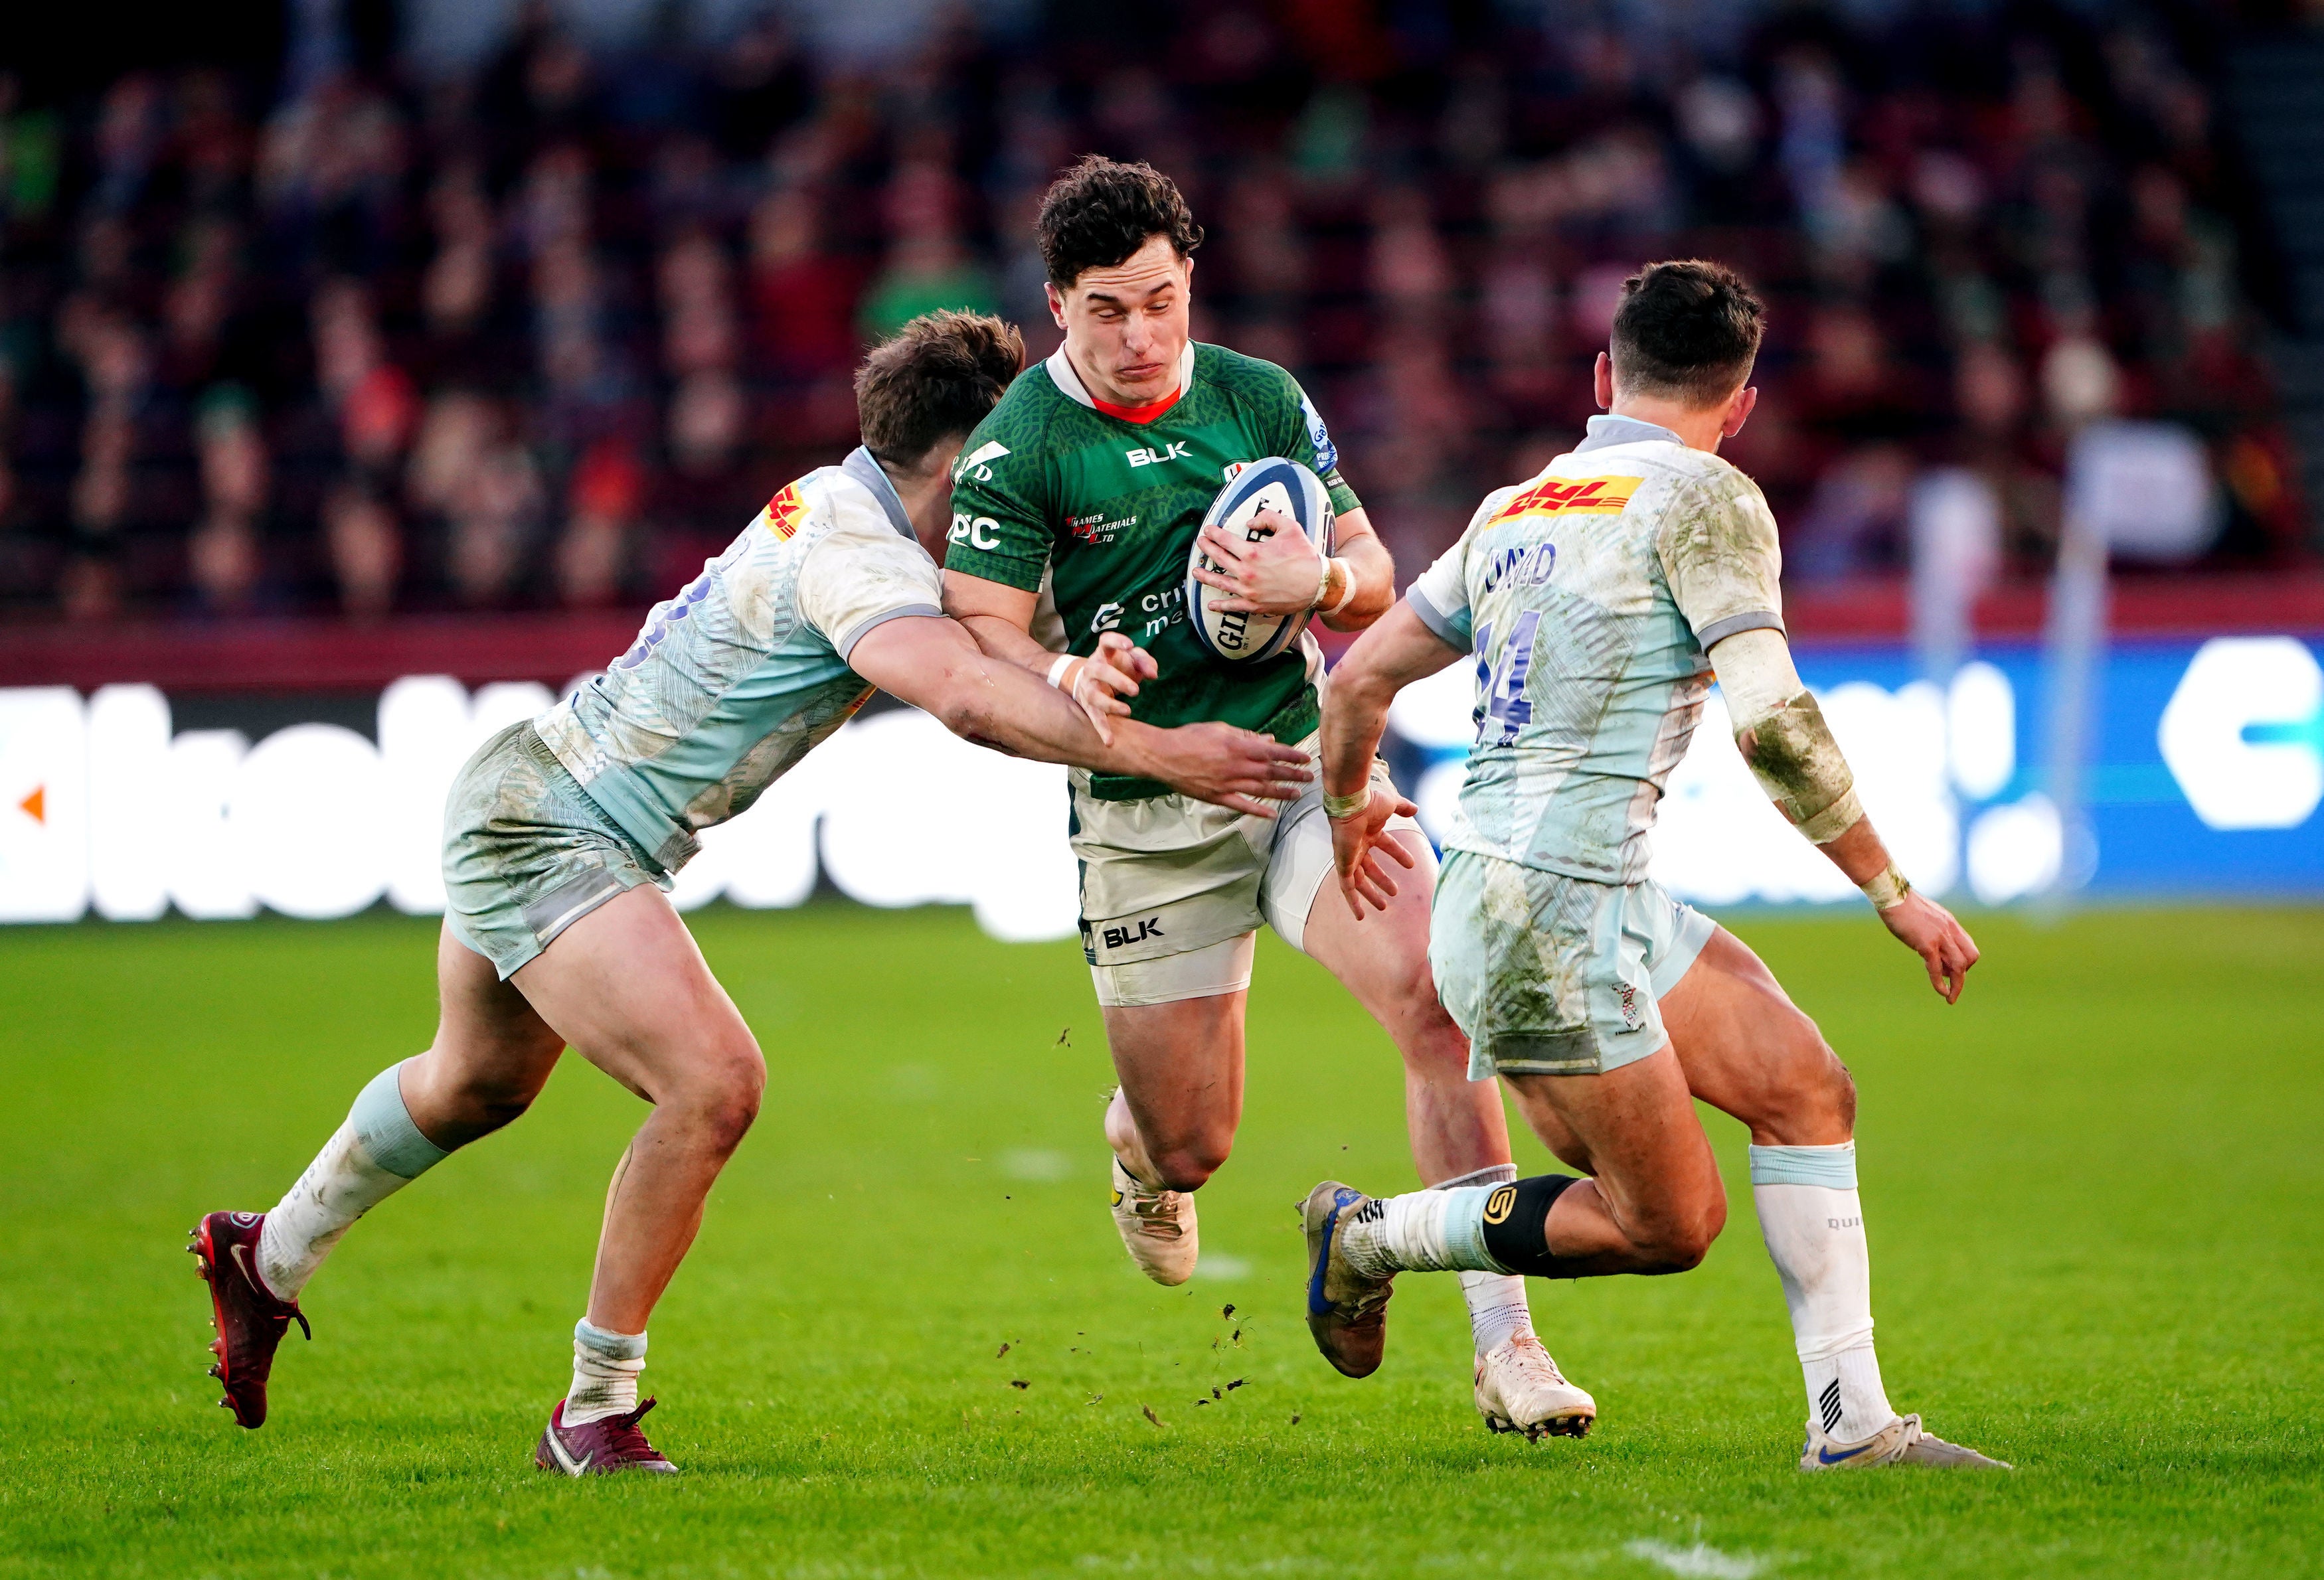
[1750,1142,1895,1443]
[1459,1269,1534,1355]
[566,1320,646,1425]
[256,1061,452,1301]
[1339,1186,1507,1277]
[1434,1165,1535,1354]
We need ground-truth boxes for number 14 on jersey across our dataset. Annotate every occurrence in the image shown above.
[1471,611,1541,748]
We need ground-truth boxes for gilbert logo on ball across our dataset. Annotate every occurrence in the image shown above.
[1186,456,1335,663]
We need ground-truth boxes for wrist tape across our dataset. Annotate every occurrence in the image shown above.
[1861,860,1912,911]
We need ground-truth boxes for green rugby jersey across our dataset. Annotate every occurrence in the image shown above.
[944,341,1361,798]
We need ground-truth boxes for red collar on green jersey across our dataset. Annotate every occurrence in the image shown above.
[1047,343,1197,422]
[1090,387,1181,422]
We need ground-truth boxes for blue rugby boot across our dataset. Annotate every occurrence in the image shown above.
[1301,1182,1394,1378]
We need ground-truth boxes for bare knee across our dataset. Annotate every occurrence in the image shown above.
[412,1030,562,1143]
[671,1037,765,1155]
[460,1071,548,1133]
[1787,1021,1856,1137]
[1743,1013,1857,1145]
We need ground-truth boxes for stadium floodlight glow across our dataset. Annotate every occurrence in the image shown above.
[2157,637,2324,831]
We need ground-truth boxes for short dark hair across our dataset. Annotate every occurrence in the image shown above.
[853,310,1025,467]
[1036,155,1203,288]
[1610,260,1765,407]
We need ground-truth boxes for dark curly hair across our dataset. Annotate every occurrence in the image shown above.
[1036,155,1204,288]
[1610,260,1765,407]
[853,310,1025,468]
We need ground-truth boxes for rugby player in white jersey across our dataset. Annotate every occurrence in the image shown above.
[1301,261,2009,1470]
[942,159,1586,1439]
[187,311,1311,1474]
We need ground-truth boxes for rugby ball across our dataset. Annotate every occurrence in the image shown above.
[1186,457,1335,663]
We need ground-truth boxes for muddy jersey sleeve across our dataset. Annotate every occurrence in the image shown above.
[942,425,1053,594]
[1656,465,1786,648]
[1406,486,1513,653]
[796,497,946,663]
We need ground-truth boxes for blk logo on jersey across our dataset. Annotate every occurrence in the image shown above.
[1491,474,1642,525]
[1125,441,1191,468]
[1099,917,1165,950]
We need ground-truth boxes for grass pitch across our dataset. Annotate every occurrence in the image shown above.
[1,900,2319,1579]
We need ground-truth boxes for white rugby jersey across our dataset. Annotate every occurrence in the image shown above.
[533,447,942,872]
[1407,414,1785,884]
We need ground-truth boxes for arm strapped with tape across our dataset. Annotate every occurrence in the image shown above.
[1710,628,1865,844]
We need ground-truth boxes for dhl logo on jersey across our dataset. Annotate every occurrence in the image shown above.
[1491,474,1642,525]
[758,482,809,540]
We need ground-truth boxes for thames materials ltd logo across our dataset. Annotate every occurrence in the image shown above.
[1070,511,1135,545]
[1483,1186,1517,1225]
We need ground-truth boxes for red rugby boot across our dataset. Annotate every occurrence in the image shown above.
[535,1399,680,1476]
[189,1211,309,1428]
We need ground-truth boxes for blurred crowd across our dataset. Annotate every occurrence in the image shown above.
[0,0,2308,622]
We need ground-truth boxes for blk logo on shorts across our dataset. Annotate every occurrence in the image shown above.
[1100,917,1165,951]
[1483,1186,1518,1225]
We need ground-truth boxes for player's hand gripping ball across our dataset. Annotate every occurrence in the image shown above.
[1185,457,1335,663]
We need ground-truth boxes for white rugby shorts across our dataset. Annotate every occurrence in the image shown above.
[1070,732,1424,1008]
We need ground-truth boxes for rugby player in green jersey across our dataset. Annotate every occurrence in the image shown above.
[187,312,1310,1474]
[942,157,1593,1438]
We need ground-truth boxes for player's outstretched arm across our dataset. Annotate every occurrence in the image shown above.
[1711,627,1981,1002]
[1319,600,1461,918]
[849,614,1309,817]
[942,570,1156,745]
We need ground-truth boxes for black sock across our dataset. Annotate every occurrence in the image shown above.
[1480,1173,1586,1278]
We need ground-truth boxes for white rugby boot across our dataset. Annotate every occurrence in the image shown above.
[1474,1334,1596,1440]
[1110,1157,1198,1285]
[1800,1412,2011,1471]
